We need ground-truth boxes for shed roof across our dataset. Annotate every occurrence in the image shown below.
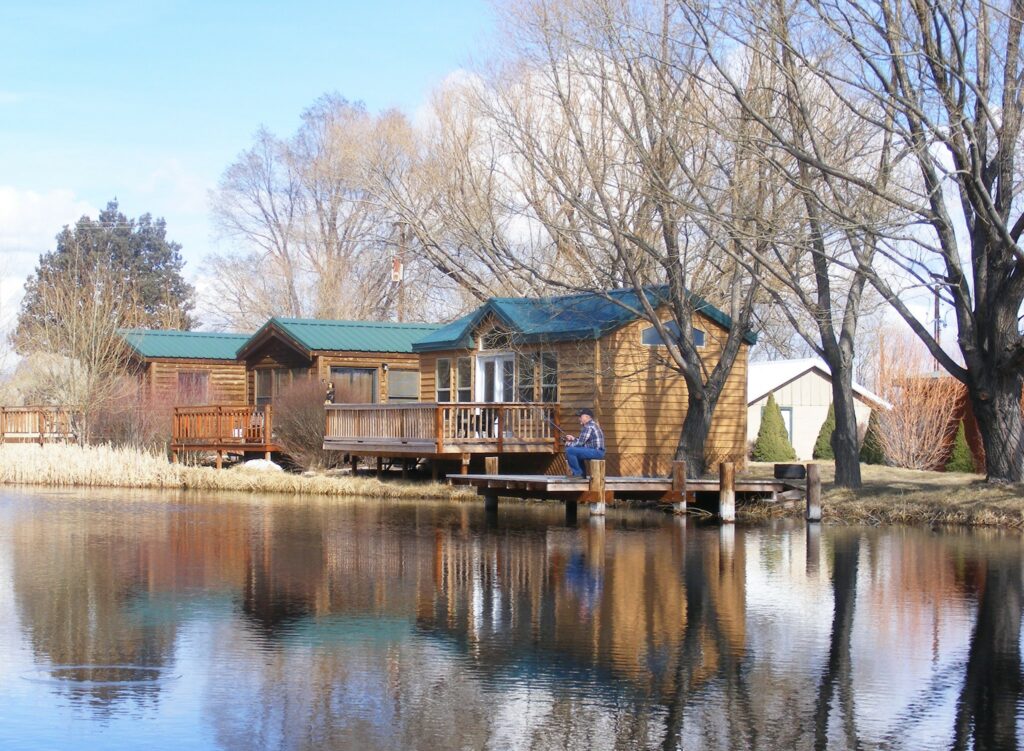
[238,317,443,359]
[748,358,890,408]
[120,329,252,361]
[412,286,757,352]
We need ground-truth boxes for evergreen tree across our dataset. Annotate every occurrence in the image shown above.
[859,409,885,464]
[945,420,976,473]
[752,394,797,462]
[13,200,195,352]
[813,402,837,460]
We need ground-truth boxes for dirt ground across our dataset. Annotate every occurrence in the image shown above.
[743,461,1024,528]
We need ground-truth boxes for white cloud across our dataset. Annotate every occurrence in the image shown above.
[0,187,96,344]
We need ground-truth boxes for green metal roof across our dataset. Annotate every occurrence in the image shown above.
[412,286,757,352]
[246,317,443,356]
[120,329,252,360]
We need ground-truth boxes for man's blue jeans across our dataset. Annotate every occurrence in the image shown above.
[566,446,605,477]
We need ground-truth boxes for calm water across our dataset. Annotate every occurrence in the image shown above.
[0,488,1020,751]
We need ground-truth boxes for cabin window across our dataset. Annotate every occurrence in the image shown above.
[330,367,378,403]
[540,353,558,403]
[436,359,452,402]
[177,371,209,404]
[255,367,309,405]
[641,322,705,347]
[388,369,420,403]
[456,357,473,402]
[516,354,536,401]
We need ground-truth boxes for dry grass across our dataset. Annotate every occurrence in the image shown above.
[0,443,474,500]
[744,461,1024,528]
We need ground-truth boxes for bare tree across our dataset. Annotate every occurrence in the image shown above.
[876,329,962,469]
[208,96,442,327]
[690,0,1024,483]
[472,0,770,474]
[12,239,138,441]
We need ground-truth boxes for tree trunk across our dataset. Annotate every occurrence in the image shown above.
[676,393,714,478]
[828,362,863,488]
[967,371,1024,484]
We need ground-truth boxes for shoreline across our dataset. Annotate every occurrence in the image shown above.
[0,445,1021,528]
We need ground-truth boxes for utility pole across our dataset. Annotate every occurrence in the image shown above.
[392,224,406,323]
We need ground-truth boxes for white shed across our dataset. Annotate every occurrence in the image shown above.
[747,359,887,460]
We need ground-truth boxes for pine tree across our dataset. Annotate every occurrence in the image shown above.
[813,403,836,460]
[859,409,885,464]
[945,420,976,473]
[752,394,797,462]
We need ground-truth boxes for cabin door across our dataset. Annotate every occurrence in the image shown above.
[476,354,515,403]
[330,366,378,403]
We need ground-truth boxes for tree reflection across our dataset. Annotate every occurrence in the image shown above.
[813,530,861,751]
[953,551,1023,751]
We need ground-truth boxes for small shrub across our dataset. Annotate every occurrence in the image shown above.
[945,421,975,473]
[752,394,796,462]
[272,379,342,471]
[90,377,172,451]
[859,410,885,465]
[813,403,836,460]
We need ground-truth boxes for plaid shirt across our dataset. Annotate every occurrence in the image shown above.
[574,421,605,451]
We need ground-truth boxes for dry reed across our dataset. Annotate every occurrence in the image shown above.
[0,444,474,500]
[744,461,1024,528]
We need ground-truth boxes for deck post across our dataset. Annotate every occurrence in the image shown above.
[806,463,822,522]
[431,462,439,482]
[485,456,499,476]
[264,451,272,461]
[483,490,499,512]
[171,450,178,464]
[719,461,735,522]
[671,460,687,514]
[377,457,384,479]
[351,454,358,476]
[460,453,470,475]
[215,450,223,470]
[588,459,606,516]
[401,458,409,480]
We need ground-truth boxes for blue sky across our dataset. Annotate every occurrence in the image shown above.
[0,0,495,329]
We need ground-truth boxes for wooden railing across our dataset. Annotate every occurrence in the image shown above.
[172,405,273,447]
[324,402,559,454]
[0,407,77,444]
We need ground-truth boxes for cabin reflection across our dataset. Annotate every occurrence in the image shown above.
[6,497,1022,747]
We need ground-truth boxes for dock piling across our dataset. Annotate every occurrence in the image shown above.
[589,459,607,516]
[671,460,687,514]
[806,463,822,522]
[719,461,735,522]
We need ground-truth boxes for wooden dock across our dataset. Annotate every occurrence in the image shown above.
[448,459,811,521]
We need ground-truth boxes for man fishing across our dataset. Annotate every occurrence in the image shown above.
[563,408,605,478]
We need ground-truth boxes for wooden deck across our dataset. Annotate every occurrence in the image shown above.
[450,473,801,504]
[323,402,560,460]
[171,405,278,466]
[0,407,77,444]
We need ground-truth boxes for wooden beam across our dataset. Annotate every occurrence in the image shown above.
[719,461,735,522]
[588,460,607,516]
[806,463,822,522]
[671,460,687,515]
[484,456,499,475]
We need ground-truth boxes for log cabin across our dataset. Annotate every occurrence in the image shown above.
[120,328,251,404]
[235,317,443,405]
[324,287,756,476]
[164,318,442,465]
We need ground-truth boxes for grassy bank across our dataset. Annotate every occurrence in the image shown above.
[745,462,1024,528]
[0,443,473,500]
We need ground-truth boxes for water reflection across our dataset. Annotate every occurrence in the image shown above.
[0,491,1021,749]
